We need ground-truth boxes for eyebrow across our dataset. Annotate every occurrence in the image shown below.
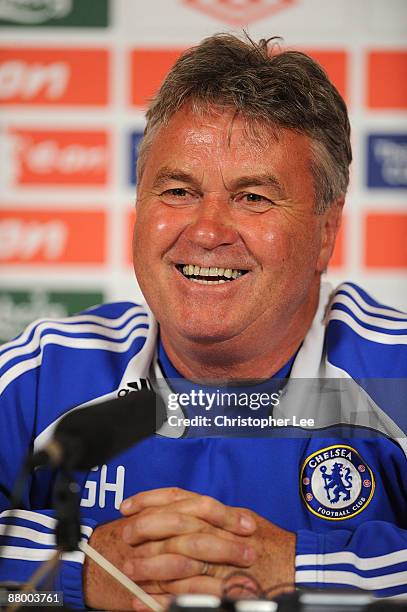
[152,167,201,191]
[228,174,287,199]
[153,167,286,199]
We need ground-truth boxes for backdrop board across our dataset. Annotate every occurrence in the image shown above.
[0,0,406,342]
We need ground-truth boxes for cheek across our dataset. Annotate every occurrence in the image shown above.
[247,223,296,267]
[134,206,182,262]
[247,220,320,274]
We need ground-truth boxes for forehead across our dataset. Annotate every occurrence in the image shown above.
[141,106,314,187]
[153,106,278,151]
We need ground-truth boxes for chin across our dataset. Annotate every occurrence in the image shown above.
[172,319,238,344]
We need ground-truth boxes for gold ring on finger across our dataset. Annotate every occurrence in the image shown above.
[201,561,210,576]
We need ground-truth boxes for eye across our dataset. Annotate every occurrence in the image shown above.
[159,187,199,206]
[165,188,188,197]
[244,193,267,202]
[235,192,274,212]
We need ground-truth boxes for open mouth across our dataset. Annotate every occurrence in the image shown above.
[176,264,249,285]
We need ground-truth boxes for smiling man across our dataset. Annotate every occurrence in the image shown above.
[133,111,336,381]
[0,34,406,611]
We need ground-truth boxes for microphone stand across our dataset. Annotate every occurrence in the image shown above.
[5,470,77,612]
[53,470,162,611]
[6,469,162,612]
[53,470,81,553]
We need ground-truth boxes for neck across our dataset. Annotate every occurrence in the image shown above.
[160,283,321,383]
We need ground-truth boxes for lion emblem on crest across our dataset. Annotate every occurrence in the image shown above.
[320,462,353,503]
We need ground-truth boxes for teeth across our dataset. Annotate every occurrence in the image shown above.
[191,278,225,284]
[179,264,246,283]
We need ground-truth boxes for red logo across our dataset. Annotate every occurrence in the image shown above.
[183,0,296,26]
[4,128,109,186]
[0,209,106,265]
[368,51,407,109]
[0,47,108,106]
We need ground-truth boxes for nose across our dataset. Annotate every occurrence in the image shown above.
[183,196,239,250]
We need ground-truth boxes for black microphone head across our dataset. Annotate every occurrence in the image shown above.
[53,389,166,470]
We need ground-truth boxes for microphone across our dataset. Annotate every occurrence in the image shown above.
[27,389,167,471]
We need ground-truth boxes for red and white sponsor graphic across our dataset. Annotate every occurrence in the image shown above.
[364,212,407,269]
[367,51,407,109]
[0,48,108,106]
[130,48,183,108]
[183,0,296,26]
[0,209,106,265]
[3,128,109,186]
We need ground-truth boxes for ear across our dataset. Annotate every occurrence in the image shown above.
[316,197,344,273]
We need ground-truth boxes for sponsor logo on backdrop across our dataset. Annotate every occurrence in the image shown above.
[0,209,105,264]
[367,134,407,188]
[365,213,407,269]
[0,0,71,24]
[183,0,296,25]
[368,51,407,109]
[0,0,108,27]
[129,131,143,185]
[0,288,104,343]
[2,128,109,186]
[0,48,108,105]
[130,49,183,108]
[0,217,67,260]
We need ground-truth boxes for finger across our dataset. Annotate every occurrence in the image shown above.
[136,581,166,594]
[132,593,170,612]
[160,533,256,568]
[122,511,211,546]
[164,576,222,596]
[123,553,203,582]
[129,522,240,558]
[223,573,263,599]
[121,487,194,515]
[155,496,256,536]
[131,540,164,558]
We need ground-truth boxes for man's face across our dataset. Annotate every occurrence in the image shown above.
[133,107,341,346]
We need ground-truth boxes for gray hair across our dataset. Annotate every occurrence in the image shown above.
[137,33,352,213]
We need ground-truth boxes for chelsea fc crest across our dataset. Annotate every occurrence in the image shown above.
[300,445,375,520]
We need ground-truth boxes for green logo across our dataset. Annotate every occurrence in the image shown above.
[0,0,109,27]
[0,289,104,343]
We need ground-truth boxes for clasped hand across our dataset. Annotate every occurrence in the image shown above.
[84,488,295,611]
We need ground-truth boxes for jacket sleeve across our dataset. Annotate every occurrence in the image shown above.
[0,326,96,610]
[295,522,407,597]
[0,504,96,609]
